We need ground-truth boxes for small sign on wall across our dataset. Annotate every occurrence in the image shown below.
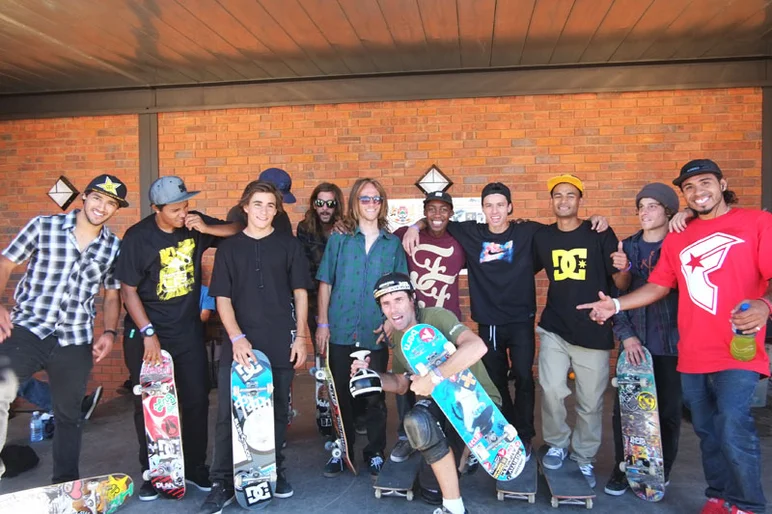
[48,176,79,211]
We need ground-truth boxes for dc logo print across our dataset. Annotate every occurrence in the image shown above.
[678,232,743,314]
[245,482,272,505]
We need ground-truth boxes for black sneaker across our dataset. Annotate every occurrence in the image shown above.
[604,469,628,496]
[523,441,533,463]
[186,464,213,492]
[117,378,132,395]
[323,456,344,477]
[367,454,384,477]
[274,472,294,498]
[81,386,103,420]
[432,507,470,514]
[200,481,234,514]
[139,480,159,501]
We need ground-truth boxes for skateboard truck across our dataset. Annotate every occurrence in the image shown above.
[325,439,343,459]
[350,350,371,361]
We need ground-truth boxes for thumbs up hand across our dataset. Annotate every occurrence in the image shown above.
[611,241,630,272]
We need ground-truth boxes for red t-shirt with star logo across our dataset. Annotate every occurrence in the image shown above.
[648,208,772,375]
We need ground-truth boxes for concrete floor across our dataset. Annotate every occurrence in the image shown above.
[1,373,770,514]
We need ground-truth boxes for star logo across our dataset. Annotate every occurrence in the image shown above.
[579,260,586,269]
[97,176,122,196]
[686,253,703,271]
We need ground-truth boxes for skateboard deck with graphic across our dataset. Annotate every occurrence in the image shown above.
[0,473,133,513]
[231,349,276,510]
[612,346,665,502]
[311,351,357,475]
[373,450,422,500]
[310,353,333,437]
[496,454,538,503]
[133,350,185,499]
[538,445,595,508]
[401,324,526,481]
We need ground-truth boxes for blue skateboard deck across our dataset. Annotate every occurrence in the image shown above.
[401,324,526,481]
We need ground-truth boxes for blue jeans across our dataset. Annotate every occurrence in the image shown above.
[18,377,53,412]
[681,370,766,513]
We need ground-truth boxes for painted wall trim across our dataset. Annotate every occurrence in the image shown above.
[138,113,158,218]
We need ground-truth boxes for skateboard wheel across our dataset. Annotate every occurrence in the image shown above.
[332,448,342,459]
[619,462,626,472]
[551,497,558,508]
[610,377,618,388]
[586,498,593,509]
[324,441,335,451]
[640,378,649,387]
[443,342,456,355]
[142,470,151,481]
[315,370,326,381]
[374,489,381,499]
[309,367,317,377]
[406,490,413,501]
[529,495,536,504]
[415,363,428,376]
[133,385,142,396]
[497,492,504,501]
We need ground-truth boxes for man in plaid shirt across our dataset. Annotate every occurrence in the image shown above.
[0,174,128,483]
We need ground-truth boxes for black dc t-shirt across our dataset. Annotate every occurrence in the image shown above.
[209,230,312,368]
[447,220,544,325]
[115,211,224,343]
[533,221,619,350]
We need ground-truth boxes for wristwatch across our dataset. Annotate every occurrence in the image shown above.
[429,366,445,385]
[140,324,156,338]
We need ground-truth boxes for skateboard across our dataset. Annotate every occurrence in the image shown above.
[373,450,422,500]
[311,351,358,475]
[401,323,526,481]
[310,353,333,437]
[231,349,276,510]
[612,346,666,502]
[537,445,595,508]
[133,350,185,499]
[496,455,538,503]
[0,473,133,513]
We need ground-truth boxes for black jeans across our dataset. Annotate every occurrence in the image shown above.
[396,390,416,439]
[329,343,388,460]
[210,342,294,484]
[478,321,536,442]
[124,323,210,473]
[0,326,92,482]
[612,353,682,478]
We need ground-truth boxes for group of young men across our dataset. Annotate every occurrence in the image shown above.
[0,159,768,514]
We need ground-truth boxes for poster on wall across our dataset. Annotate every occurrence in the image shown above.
[387,197,485,232]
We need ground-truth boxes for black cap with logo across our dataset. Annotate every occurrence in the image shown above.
[673,159,723,187]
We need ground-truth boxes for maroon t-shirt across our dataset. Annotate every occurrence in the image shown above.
[395,227,465,318]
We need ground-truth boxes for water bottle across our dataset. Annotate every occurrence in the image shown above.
[30,411,43,442]
[730,302,757,362]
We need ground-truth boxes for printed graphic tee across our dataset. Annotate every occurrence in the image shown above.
[649,208,772,375]
[115,211,223,342]
[533,221,619,350]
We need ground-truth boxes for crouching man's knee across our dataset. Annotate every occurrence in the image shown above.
[404,400,449,465]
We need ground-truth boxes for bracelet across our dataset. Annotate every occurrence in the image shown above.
[622,262,632,272]
[409,224,419,230]
[295,335,308,339]
[104,329,118,337]
[230,334,246,343]
[140,323,152,332]
[758,297,772,318]
[612,298,621,314]
[318,323,330,328]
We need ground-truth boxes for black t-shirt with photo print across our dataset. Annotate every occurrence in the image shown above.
[115,211,224,343]
[533,220,619,350]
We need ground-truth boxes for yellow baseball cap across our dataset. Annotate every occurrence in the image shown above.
[547,174,584,195]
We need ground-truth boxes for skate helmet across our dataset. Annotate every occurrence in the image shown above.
[349,368,383,398]
[373,272,414,305]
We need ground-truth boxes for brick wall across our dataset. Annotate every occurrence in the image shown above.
[0,87,763,404]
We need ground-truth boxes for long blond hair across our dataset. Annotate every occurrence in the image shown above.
[343,178,389,232]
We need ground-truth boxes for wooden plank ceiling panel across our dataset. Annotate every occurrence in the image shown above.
[223,0,323,77]
[579,0,654,63]
[296,0,379,74]
[550,0,614,64]
[257,0,351,75]
[0,57,64,91]
[457,0,496,68]
[520,0,574,65]
[641,0,734,60]
[377,0,433,70]
[417,0,461,70]
[337,0,404,72]
[610,0,692,61]
[490,0,536,67]
[699,0,772,57]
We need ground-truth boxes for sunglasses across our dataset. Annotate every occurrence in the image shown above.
[314,199,337,208]
[359,195,383,205]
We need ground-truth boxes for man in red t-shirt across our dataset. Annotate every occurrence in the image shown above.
[578,159,771,514]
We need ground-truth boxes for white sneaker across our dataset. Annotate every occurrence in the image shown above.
[579,463,596,489]
[541,447,568,470]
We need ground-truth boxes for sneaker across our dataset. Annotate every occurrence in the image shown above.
[604,469,628,496]
[274,472,294,499]
[81,386,103,420]
[200,481,235,514]
[523,441,532,463]
[579,463,596,489]
[700,498,729,514]
[390,439,415,463]
[368,454,384,476]
[139,480,159,501]
[323,456,344,478]
[186,464,212,492]
[432,508,469,514]
[117,378,132,395]
[541,446,568,470]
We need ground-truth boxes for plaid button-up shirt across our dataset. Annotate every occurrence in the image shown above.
[2,211,121,347]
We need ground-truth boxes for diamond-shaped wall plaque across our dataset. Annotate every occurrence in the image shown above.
[48,176,79,211]
[416,164,453,195]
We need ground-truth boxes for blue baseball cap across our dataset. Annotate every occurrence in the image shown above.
[259,168,296,204]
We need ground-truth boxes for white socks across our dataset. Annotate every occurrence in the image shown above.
[443,497,465,514]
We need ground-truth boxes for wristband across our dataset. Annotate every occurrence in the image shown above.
[409,224,419,231]
[230,334,246,343]
[104,329,118,337]
[318,323,330,328]
[622,262,632,272]
[758,297,772,318]
[140,323,152,332]
[612,298,621,314]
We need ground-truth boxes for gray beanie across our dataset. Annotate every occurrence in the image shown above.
[635,183,679,213]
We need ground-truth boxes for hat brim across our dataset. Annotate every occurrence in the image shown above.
[423,197,452,207]
[85,188,129,208]
[672,170,722,187]
[282,191,296,204]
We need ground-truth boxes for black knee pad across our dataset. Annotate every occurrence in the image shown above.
[404,400,450,465]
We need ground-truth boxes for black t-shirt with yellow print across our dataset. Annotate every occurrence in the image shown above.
[115,211,224,343]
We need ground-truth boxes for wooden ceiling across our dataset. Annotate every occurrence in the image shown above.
[0,0,770,95]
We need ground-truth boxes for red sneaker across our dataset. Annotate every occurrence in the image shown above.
[729,505,756,514]
[700,498,729,514]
